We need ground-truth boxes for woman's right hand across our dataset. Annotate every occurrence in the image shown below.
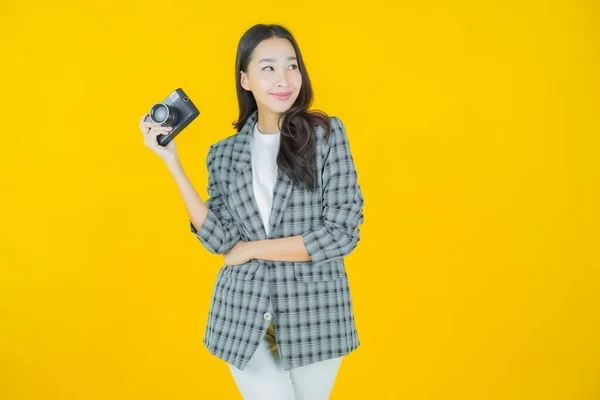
[139,114,179,163]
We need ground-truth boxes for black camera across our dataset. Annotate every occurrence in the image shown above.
[144,88,200,146]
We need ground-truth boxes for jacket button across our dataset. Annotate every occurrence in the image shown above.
[263,312,272,321]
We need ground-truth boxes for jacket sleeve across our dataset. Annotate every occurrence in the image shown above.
[301,116,365,264]
[190,145,242,255]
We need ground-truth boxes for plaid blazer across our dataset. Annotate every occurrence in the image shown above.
[190,109,364,371]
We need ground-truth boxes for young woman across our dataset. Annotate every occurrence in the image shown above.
[139,23,364,400]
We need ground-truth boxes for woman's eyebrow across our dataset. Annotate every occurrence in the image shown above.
[259,56,298,63]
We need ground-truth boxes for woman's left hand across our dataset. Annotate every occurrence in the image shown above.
[224,240,255,266]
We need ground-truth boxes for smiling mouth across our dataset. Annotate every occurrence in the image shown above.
[271,92,292,100]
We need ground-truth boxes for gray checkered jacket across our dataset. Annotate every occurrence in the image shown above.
[190,109,364,371]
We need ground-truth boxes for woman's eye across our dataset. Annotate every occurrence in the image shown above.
[262,65,299,71]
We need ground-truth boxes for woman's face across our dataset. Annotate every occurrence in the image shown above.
[240,37,302,117]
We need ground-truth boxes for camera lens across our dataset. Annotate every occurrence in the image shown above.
[149,103,178,126]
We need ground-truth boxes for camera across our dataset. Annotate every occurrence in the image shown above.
[144,88,200,146]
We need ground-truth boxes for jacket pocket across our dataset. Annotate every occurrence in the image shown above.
[226,259,261,281]
[293,259,346,282]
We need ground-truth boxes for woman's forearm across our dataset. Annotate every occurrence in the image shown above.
[252,235,311,262]
[166,158,209,232]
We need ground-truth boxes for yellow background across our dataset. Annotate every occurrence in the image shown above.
[1,0,598,398]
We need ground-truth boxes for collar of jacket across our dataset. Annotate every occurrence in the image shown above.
[228,109,294,241]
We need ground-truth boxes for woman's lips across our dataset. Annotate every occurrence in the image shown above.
[271,92,292,100]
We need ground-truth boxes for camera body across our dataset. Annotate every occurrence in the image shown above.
[144,88,200,146]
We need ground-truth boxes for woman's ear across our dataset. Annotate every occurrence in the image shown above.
[240,70,250,91]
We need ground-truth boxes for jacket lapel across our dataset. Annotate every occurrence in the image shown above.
[228,110,294,241]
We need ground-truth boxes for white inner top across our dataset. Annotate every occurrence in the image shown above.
[250,121,281,236]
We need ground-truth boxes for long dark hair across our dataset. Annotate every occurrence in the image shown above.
[233,24,331,192]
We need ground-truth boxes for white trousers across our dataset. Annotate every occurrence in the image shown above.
[227,321,343,399]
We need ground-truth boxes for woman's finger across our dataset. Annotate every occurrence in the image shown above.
[140,114,151,135]
[149,126,173,135]
[149,130,165,138]
[142,120,166,128]
[145,133,162,149]
[148,129,171,145]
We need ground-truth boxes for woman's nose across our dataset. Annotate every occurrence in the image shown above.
[276,73,290,86]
